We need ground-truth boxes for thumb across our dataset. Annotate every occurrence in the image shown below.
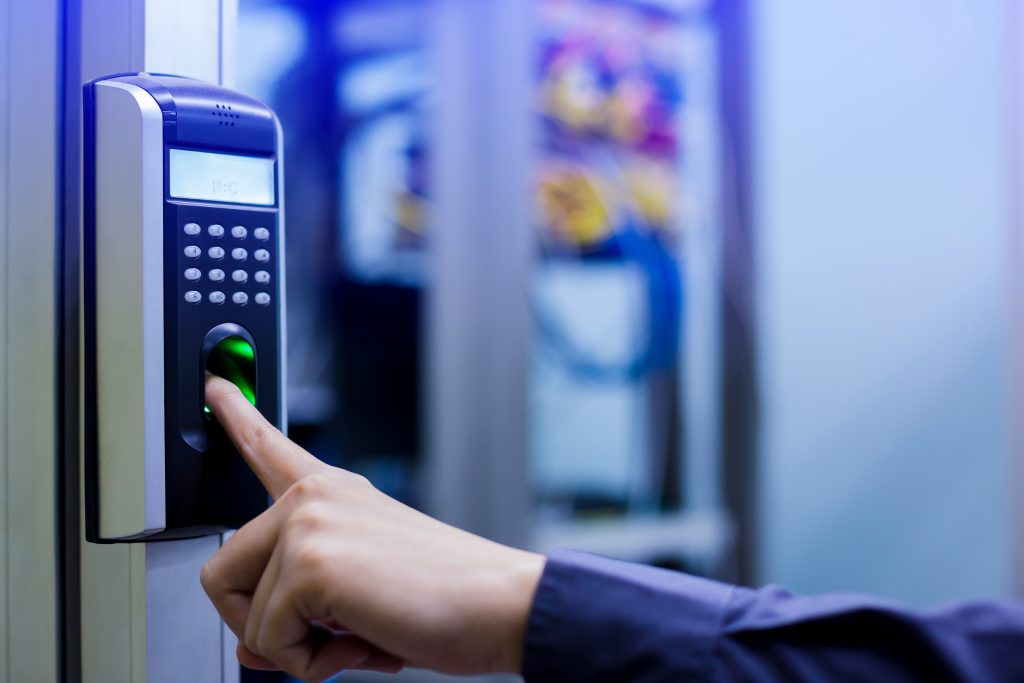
[205,374,328,499]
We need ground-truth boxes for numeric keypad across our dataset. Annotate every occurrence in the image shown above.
[180,220,273,308]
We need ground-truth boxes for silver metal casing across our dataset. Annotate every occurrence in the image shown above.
[92,81,167,540]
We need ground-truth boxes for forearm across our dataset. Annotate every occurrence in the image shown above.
[523,549,730,682]
[522,549,1024,683]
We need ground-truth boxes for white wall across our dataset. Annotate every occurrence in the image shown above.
[755,0,1014,604]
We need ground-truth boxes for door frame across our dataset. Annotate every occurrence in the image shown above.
[58,2,241,681]
[1,0,62,680]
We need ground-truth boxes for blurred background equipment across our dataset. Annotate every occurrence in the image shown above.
[237,5,735,680]
[238,0,734,588]
[231,1,1021,683]
[239,0,435,507]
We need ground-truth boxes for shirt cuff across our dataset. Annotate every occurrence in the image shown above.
[522,548,733,683]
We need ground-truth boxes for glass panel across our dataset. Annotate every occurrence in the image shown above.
[168,148,275,206]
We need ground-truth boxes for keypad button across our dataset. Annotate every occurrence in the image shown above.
[232,269,248,283]
[208,246,225,260]
[255,292,271,306]
[184,268,201,281]
[184,290,201,304]
[232,248,247,261]
[254,227,270,241]
[254,249,270,263]
[254,270,270,284]
[231,225,247,239]
[184,222,201,236]
[232,292,249,305]
[184,245,201,259]
[209,291,226,305]
[209,268,225,282]
[208,224,225,238]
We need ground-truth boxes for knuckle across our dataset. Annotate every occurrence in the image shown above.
[285,502,329,534]
[255,631,274,664]
[287,475,320,502]
[282,469,371,505]
[199,563,212,589]
[290,539,328,577]
[290,471,334,499]
[243,616,259,653]
[244,630,262,658]
[342,471,371,490]
[245,418,278,450]
[329,469,371,497]
[199,560,219,595]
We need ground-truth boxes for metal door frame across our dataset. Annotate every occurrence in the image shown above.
[424,0,535,548]
[59,2,241,681]
[1009,0,1024,600]
[1,0,62,680]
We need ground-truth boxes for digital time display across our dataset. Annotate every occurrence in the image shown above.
[169,148,275,206]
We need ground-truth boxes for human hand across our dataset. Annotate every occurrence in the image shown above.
[200,375,546,682]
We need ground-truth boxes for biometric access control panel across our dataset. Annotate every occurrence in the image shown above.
[83,73,285,542]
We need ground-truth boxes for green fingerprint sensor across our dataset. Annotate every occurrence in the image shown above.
[205,336,256,414]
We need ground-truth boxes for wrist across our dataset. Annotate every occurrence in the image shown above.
[492,550,546,674]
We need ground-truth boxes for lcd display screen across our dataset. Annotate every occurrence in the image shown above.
[169,148,275,206]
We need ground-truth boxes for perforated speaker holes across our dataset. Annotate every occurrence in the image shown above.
[212,103,239,127]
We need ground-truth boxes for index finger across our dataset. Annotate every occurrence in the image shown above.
[205,374,328,499]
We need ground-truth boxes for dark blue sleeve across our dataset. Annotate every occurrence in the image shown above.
[522,548,1024,683]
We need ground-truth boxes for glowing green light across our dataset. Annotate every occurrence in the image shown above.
[219,337,255,360]
[205,335,256,414]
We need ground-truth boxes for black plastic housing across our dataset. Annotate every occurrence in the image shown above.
[83,73,283,542]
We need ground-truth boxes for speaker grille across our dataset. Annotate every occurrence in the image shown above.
[211,103,239,127]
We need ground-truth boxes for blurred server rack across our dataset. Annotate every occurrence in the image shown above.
[526,0,730,573]
[236,0,734,590]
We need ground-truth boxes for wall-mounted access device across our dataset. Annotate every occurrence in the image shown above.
[83,73,285,542]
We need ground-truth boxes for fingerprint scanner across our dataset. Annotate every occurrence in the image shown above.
[205,335,256,414]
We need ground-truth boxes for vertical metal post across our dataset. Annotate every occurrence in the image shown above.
[2,0,61,680]
[425,0,535,547]
[0,0,6,671]
[678,18,725,516]
[0,2,9,676]
[1008,0,1024,600]
[713,0,758,585]
[71,2,240,681]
